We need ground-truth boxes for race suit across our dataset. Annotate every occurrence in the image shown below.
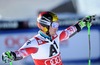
[14,26,77,65]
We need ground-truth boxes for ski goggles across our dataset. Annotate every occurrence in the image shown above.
[51,22,59,28]
[37,16,59,28]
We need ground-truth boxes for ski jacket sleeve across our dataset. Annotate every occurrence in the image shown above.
[14,38,38,60]
[59,26,77,42]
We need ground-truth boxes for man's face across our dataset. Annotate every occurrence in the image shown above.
[49,22,59,36]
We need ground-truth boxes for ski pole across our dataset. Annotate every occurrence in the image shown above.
[86,15,96,65]
[87,21,91,65]
[5,51,13,65]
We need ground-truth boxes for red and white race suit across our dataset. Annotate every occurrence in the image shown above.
[14,26,77,65]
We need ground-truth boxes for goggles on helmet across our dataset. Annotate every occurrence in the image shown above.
[51,22,59,28]
[37,16,59,28]
[37,16,51,26]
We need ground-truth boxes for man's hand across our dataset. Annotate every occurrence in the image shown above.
[79,15,96,28]
[83,15,95,26]
[74,15,96,32]
[83,15,95,23]
[2,51,16,63]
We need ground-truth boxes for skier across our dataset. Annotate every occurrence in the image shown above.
[2,11,93,65]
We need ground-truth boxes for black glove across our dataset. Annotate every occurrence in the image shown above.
[2,51,16,63]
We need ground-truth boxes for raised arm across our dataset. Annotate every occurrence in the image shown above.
[59,15,95,42]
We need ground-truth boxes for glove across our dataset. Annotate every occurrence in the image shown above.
[83,15,95,22]
[79,15,96,28]
[74,15,96,32]
[2,51,16,63]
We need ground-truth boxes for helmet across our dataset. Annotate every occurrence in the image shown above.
[37,11,58,32]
